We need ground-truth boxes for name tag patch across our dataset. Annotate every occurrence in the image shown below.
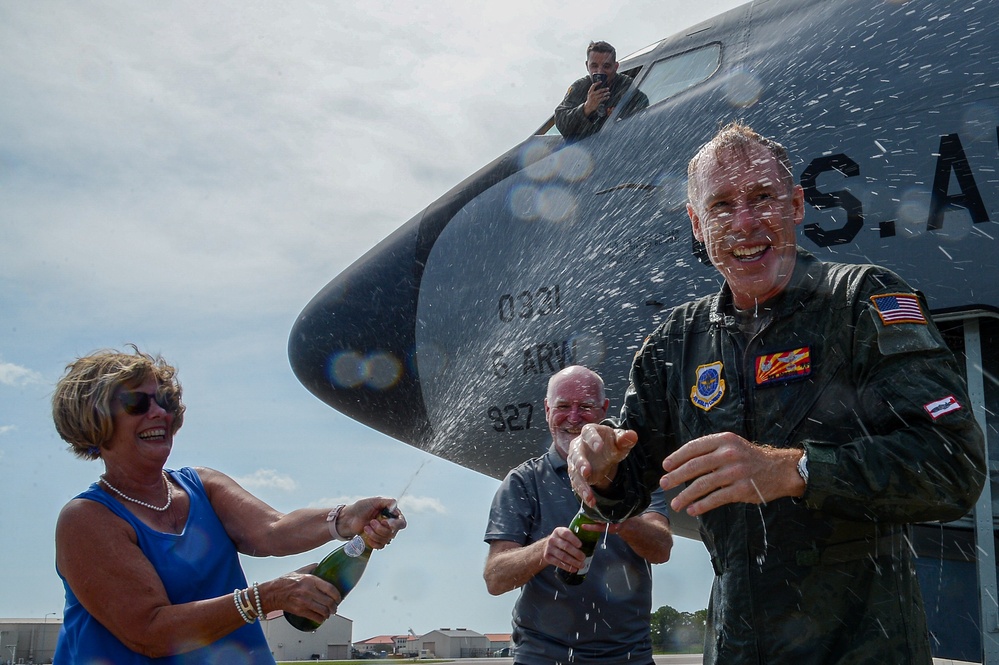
[924,395,962,420]
[755,347,812,386]
[691,361,725,411]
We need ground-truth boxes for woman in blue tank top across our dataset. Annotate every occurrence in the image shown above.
[50,346,407,664]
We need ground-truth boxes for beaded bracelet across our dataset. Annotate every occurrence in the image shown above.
[252,582,264,620]
[234,588,254,624]
[326,504,348,541]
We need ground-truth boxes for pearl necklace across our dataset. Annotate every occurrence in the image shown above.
[100,471,173,512]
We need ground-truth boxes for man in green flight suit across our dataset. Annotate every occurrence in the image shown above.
[567,121,987,664]
[554,41,648,140]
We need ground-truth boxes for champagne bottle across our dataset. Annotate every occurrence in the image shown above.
[285,508,396,632]
[556,508,602,586]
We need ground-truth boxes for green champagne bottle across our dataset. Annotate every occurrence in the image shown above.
[556,508,602,585]
[285,534,372,631]
[286,508,396,632]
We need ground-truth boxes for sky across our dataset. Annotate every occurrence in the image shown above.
[0,0,746,642]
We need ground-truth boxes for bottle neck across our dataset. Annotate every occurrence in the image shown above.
[571,509,599,527]
[343,534,372,557]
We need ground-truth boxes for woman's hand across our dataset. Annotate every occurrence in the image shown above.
[259,566,343,624]
[340,497,407,549]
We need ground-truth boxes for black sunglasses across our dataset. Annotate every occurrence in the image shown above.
[117,391,173,416]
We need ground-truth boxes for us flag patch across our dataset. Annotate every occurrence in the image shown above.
[870,293,926,325]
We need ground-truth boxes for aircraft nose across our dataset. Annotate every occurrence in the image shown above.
[288,212,431,445]
[287,138,556,469]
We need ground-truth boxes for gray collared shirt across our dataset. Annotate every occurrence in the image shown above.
[485,444,668,665]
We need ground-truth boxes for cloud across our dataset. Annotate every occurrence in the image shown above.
[0,361,42,386]
[397,495,447,515]
[310,494,446,516]
[0,425,13,436]
[234,469,298,492]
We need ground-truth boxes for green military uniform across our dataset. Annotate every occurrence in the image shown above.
[553,73,648,140]
[595,249,985,664]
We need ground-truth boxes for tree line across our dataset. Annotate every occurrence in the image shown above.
[651,605,707,653]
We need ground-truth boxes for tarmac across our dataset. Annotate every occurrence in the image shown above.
[455,657,703,664]
[437,656,978,665]
[434,657,714,665]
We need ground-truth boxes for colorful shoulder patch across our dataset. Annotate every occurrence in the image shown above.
[924,395,962,420]
[691,361,725,411]
[755,346,812,386]
[870,293,926,325]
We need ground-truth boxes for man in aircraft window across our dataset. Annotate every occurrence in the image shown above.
[566,122,987,664]
[483,365,672,665]
[554,41,649,141]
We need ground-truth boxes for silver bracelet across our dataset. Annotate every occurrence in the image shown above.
[797,451,809,485]
[241,589,257,620]
[252,582,264,620]
[326,504,349,541]
[234,588,253,624]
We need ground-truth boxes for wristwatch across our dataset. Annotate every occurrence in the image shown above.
[796,451,809,485]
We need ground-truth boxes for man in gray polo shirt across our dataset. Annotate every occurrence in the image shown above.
[483,365,672,665]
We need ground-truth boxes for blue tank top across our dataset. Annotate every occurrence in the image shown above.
[53,467,274,665]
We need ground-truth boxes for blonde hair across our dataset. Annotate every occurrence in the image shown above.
[52,345,185,460]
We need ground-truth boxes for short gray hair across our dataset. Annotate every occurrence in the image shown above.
[687,121,794,206]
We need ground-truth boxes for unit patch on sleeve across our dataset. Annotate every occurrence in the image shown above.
[691,361,725,411]
[924,395,962,420]
[870,293,927,325]
[755,346,812,386]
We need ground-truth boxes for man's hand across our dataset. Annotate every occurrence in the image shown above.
[541,527,587,573]
[660,432,805,516]
[567,424,638,507]
[582,81,612,117]
[582,514,673,565]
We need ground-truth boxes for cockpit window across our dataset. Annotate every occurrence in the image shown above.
[635,43,721,107]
